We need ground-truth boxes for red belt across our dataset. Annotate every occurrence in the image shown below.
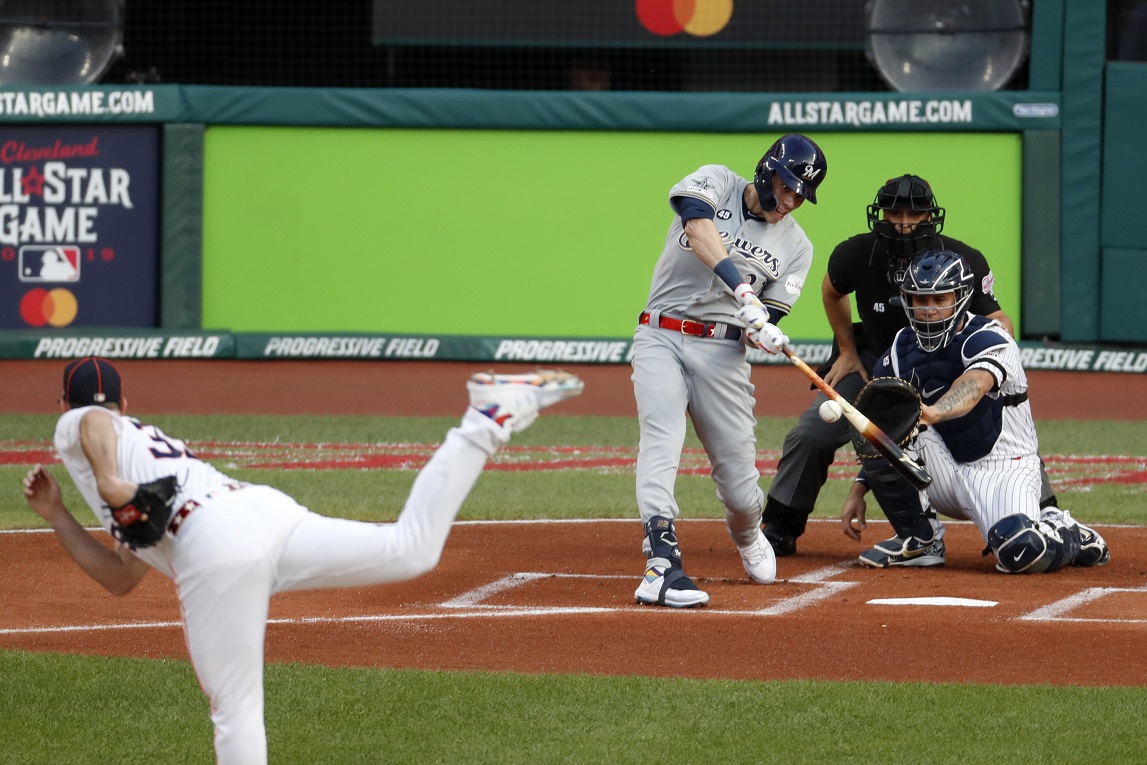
[168,481,251,536]
[639,311,742,342]
[169,500,199,536]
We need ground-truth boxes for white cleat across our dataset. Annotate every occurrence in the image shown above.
[467,370,585,433]
[737,529,777,584]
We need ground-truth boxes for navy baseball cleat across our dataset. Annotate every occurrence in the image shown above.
[467,370,584,433]
[859,532,946,568]
[634,558,709,608]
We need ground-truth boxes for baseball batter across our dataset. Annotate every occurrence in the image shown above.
[840,251,1109,573]
[23,357,583,764]
[631,134,828,607]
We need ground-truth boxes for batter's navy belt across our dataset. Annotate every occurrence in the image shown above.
[169,481,251,536]
[639,311,742,342]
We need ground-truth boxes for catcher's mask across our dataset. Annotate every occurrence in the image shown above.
[900,250,974,352]
[753,134,827,212]
[867,174,945,268]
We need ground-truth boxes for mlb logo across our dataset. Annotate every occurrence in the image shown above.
[19,245,81,283]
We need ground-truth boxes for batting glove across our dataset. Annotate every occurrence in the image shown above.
[736,303,768,330]
[733,283,763,309]
[747,321,789,355]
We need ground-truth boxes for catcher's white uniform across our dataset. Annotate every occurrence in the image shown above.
[54,406,508,765]
[875,314,1041,538]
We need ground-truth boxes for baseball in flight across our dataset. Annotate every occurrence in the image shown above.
[818,400,843,423]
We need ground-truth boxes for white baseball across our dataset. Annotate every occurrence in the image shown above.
[819,400,843,423]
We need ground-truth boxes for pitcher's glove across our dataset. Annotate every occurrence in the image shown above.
[849,377,922,459]
[110,475,179,549]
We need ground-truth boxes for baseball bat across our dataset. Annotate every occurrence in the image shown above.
[779,346,932,490]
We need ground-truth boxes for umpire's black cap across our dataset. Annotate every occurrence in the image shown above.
[62,356,123,407]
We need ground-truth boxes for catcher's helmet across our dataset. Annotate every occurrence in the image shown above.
[899,249,974,352]
[753,134,827,212]
[866,174,945,264]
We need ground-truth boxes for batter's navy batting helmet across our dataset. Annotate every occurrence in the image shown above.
[866,174,945,261]
[899,249,975,352]
[753,134,827,212]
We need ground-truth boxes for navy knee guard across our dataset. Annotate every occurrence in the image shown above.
[861,456,934,541]
[985,513,1081,574]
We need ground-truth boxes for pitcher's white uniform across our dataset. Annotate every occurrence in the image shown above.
[633,164,812,546]
[54,406,508,765]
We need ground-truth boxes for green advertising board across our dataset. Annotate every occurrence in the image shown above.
[202,128,1021,341]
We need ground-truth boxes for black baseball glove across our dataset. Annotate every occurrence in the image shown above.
[849,377,923,459]
[109,475,179,549]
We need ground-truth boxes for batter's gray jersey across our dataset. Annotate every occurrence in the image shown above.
[644,164,813,324]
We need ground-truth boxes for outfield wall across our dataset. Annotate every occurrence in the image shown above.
[201,128,1022,342]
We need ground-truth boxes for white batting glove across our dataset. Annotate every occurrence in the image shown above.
[736,303,768,330]
[746,321,789,355]
[733,283,762,308]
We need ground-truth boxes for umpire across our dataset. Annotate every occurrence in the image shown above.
[761,173,1057,555]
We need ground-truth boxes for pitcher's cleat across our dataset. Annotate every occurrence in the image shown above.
[467,370,584,433]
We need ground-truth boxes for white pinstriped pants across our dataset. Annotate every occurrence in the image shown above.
[913,427,1042,542]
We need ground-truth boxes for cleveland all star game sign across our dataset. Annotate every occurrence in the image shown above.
[0,125,160,329]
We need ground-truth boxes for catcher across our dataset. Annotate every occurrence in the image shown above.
[840,250,1109,573]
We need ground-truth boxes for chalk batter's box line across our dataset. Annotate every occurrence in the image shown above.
[3,575,1144,637]
[1017,585,1147,623]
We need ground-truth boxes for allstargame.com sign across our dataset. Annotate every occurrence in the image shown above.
[767,99,973,128]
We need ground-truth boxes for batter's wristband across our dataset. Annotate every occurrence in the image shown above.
[713,257,745,292]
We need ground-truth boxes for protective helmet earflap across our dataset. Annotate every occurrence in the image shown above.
[754,134,828,213]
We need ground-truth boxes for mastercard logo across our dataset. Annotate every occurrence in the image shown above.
[20,287,78,328]
[636,0,734,37]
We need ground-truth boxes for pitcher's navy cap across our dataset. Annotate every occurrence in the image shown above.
[62,357,122,407]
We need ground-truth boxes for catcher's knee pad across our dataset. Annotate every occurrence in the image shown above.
[862,456,932,540]
[986,513,1079,574]
[644,516,684,565]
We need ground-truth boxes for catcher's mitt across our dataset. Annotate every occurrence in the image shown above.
[849,377,922,459]
[110,475,179,548]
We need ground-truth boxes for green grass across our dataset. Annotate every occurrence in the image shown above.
[1,651,1144,765]
[3,414,1145,528]
[3,412,1145,764]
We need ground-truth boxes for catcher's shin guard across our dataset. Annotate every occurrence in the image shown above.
[862,456,934,541]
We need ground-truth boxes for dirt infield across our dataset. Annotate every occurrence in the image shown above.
[3,359,1146,687]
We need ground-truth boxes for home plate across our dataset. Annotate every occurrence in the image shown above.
[867,597,997,607]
